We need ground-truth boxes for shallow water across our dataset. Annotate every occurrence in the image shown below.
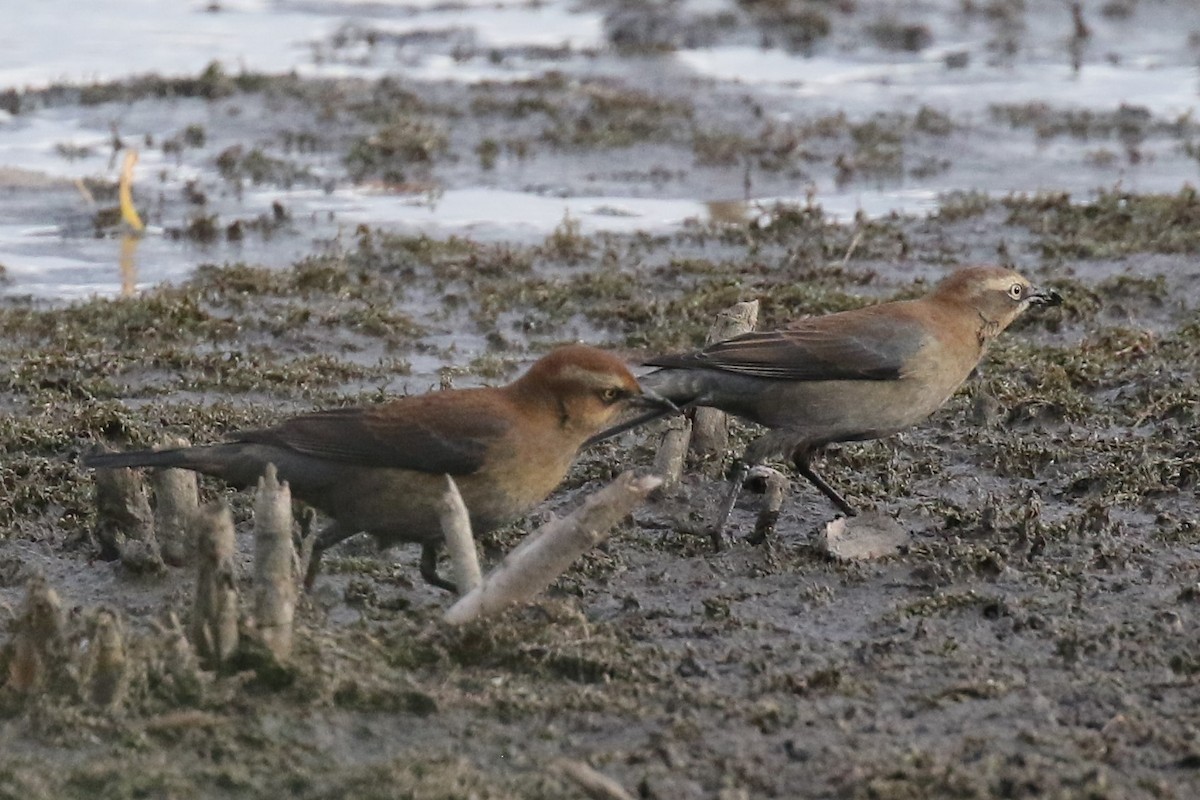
[2,0,1200,298]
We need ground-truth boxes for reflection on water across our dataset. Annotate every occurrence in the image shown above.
[1,0,1199,298]
[118,234,139,298]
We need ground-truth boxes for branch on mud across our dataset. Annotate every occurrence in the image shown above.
[445,471,661,625]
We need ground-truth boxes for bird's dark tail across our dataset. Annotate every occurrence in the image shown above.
[83,448,193,470]
[84,443,277,490]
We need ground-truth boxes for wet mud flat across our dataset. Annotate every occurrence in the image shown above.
[3,1,1200,795]
[3,188,1200,798]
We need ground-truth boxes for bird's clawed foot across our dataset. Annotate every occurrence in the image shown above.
[301,520,356,592]
[296,508,319,590]
[708,450,861,549]
[707,461,750,550]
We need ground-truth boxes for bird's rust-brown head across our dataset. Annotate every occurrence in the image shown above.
[509,344,666,438]
[931,266,1061,340]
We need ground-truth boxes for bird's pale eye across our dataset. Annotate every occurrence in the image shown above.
[599,387,621,403]
[1008,283,1025,300]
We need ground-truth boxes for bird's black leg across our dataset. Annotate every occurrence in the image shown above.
[294,506,317,553]
[303,521,356,590]
[792,447,857,516]
[419,542,458,593]
[709,460,750,550]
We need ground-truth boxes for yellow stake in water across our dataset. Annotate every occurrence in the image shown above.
[118,149,144,232]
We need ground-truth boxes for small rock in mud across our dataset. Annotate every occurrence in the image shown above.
[818,512,908,560]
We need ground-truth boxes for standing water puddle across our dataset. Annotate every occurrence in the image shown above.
[1,0,1198,298]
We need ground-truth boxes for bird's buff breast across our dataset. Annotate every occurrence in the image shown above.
[310,450,575,546]
[755,369,969,443]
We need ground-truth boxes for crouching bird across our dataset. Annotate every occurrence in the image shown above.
[84,345,669,590]
[600,266,1062,543]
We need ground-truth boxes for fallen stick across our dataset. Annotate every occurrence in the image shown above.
[191,503,240,669]
[689,300,759,458]
[151,435,200,567]
[445,472,661,624]
[555,758,636,800]
[253,464,297,661]
[439,475,482,596]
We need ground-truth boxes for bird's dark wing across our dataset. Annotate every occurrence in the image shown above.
[646,308,927,382]
[233,394,510,475]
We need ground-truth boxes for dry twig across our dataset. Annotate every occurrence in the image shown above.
[445,472,661,624]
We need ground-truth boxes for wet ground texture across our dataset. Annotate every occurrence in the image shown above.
[3,1,1200,799]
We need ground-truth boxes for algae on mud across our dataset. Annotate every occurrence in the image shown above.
[4,1,1200,793]
[3,187,1200,797]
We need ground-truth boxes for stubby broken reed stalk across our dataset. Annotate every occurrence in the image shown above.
[254,464,297,661]
[745,466,789,546]
[191,503,239,669]
[92,446,164,574]
[151,436,200,567]
[652,416,692,489]
[1,576,66,693]
[445,471,661,624]
[85,608,127,707]
[555,758,636,800]
[439,475,482,596]
[689,300,759,459]
[153,612,202,698]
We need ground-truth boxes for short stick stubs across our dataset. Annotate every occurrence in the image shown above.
[85,609,128,707]
[254,464,297,661]
[1,576,66,694]
[439,475,482,596]
[191,503,239,669]
[653,416,692,489]
[152,436,199,567]
[746,465,789,546]
[689,300,759,459]
[92,446,164,574]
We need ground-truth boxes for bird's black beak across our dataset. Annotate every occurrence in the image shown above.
[631,389,679,413]
[1028,285,1063,306]
[585,391,689,447]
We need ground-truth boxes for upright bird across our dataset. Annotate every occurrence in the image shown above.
[85,345,669,589]
[605,266,1062,542]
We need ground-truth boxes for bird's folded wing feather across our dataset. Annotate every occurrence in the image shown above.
[646,311,926,381]
[233,397,510,474]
